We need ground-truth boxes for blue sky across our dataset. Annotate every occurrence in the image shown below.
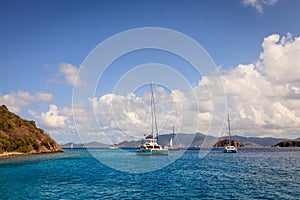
[1,0,300,143]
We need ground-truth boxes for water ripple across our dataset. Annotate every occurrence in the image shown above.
[0,148,299,199]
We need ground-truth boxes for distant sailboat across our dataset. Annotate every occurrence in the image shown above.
[136,83,169,155]
[109,136,119,149]
[223,112,237,153]
[166,126,181,150]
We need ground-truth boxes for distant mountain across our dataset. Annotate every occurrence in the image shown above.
[0,105,63,156]
[229,135,287,147]
[118,140,141,148]
[61,141,109,148]
[61,142,83,148]
[62,132,295,148]
[84,141,109,148]
[159,133,293,147]
[158,132,207,147]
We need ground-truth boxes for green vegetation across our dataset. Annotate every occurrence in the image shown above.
[0,105,62,154]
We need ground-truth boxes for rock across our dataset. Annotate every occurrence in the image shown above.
[0,105,63,156]
[214,139,244,147]
[272,140,300,147]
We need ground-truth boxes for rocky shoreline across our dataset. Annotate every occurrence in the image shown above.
[0,149,64,158]
[213,139,245,147]
[0,150,63,158]
[0,105,63,157]
[272,140,300,147]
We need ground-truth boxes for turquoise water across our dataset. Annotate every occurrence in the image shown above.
[0,148,299,199]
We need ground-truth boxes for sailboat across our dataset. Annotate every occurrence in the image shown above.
[109,136,119,149]
[136,83,169,155]
[223,112,237,153]
[166,126,181,150]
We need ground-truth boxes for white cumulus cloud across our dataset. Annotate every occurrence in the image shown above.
[221,33,300,138]
[0,91,53,113]
[258,33,300,83]
[57,63,83,86]
[71,83,214,144]
[80,33,300,140]
[31,104,75,130]
[14,33,300,142]
[38,104,67,128]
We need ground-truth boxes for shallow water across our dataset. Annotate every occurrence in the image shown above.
[0,148,299,199]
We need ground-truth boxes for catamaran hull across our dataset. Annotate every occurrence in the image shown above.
[223,146,237,153]
[223,149,237,153]
[136,149,169,155]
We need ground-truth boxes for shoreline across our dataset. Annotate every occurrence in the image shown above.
[0,152,24,158]
[0,150,64,158]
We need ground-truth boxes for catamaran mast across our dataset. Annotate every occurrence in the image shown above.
[150,83,159,142]
[150,83,154,143]
[228,112,231,146]
[173,126,175,138]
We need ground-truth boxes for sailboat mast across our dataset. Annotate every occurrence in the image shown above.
[228,112,231,146]
[152,84,159,142]
[150,83,154,142]
[173,126,175,139]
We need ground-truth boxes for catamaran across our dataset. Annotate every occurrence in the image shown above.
[109,136,119,149]
[223,112,237,153]
[136,83,169,156]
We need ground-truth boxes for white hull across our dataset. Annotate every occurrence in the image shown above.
[136,139,169,155]
[136,148,168,155]
[223,145,237,153]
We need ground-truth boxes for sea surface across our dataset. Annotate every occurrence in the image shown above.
[0,148,299,199]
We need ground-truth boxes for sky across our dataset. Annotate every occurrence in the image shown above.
[1,0,300,144]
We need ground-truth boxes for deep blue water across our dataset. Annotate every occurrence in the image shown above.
[0,148,299,199]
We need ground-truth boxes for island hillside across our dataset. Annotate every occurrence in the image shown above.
[272,140,300,147]
[0,105,63,156]
[213,139,245,147]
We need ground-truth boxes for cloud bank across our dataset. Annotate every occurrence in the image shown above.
[0,91,53,113]
[2,33,299,142]
[39,33,300,142]
[222,33,300,138]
